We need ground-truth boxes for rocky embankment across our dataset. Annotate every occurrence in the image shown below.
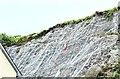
[5,9,120,77]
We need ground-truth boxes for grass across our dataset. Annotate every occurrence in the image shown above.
[0,7,119,46]
[97,60,120,77]
[103,7,118,20]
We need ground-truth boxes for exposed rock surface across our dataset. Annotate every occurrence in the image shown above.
[5,10,120,77]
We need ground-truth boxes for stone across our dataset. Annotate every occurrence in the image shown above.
[5,9,120,77]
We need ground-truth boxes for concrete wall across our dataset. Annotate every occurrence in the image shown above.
[0,49,16,78]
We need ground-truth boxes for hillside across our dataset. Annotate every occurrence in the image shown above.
[2,7,120,77]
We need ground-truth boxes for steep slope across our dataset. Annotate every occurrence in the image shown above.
[5,8,120,77]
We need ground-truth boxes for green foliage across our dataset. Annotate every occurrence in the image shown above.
[14,14,94,46]
[1,7,118,46]
[17,30,49,45]
[62,15,94,25]
[0,33,22,46]
[110,60,120,77]
[97,59,120,78]
[103,7,118,20]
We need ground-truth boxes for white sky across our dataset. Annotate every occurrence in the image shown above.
[0,0,119,35]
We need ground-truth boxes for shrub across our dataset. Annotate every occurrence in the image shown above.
[0,33,22,46]
[1,7,118,46]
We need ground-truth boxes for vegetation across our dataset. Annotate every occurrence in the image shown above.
[0,33,22,46]
[0,7,119,46]
[103,7,118,20]
[0,7,119,78]
[110,61,120,77]
[97,59,120,78]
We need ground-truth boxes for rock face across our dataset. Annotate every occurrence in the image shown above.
[5,10,120,77]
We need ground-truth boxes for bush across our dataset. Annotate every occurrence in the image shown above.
[0,33,22,45]
[1,7,118,46]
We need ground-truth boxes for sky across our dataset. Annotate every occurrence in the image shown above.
[0,0,119,35]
